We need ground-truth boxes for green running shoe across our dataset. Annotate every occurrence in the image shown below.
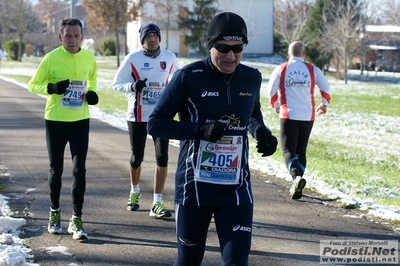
[149,201,172,218]
[127,191,141,211]
[48,208,62,234]
[68,216,88,240]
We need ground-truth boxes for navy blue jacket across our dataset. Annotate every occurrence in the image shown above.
[148,57,267,207]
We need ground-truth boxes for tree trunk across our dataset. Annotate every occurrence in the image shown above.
[18,35,23,62]
[344,38,348,84]
[115,29,120,67]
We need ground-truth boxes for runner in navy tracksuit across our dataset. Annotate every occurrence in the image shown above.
[148,12,277,266]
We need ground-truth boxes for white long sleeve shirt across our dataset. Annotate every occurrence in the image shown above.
[267,57,331,121]
[112,49,179,122]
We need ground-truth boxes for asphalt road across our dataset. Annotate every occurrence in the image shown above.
[0,78,399,266]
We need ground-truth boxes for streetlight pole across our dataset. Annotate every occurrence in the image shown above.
[70,0,76,18]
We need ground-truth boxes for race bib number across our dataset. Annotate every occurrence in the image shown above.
[140,86,162,106]
[61,80,86,109]
[194,136,243,185]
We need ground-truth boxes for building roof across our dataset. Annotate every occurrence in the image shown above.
[369,44,400,50]
[366,25,400,33]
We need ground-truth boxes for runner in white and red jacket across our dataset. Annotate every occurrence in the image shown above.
[112,23,179,218]
[267,41,331,200]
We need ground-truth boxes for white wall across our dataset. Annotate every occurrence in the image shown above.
[126,20,141,54]
[161,30,181,54]
[216,0,273,55]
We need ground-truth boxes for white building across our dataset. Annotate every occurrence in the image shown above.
[126,0,273,56]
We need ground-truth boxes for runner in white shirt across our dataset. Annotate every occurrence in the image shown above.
[267,41,331,200]
[112,23,179,218]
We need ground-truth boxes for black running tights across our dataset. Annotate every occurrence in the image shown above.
[45,119,89,217]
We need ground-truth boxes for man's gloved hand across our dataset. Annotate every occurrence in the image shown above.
[85,90,99,105]
[256,127,278,157]
[131,78,147,92]
[199,121,226,143]
[47,79,70,95]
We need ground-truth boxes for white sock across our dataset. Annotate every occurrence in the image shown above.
[131,184,140,193]
[153,193,162,204]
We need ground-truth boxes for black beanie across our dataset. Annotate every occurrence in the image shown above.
[139,23,161,45]
[206,12,248,50]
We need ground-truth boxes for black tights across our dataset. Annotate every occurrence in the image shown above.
[280,119,314,178]
[174,203,253,266]
[127,121,169,168]
[45,119,89,217]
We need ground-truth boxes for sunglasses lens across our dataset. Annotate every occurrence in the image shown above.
[213,44,244,53]
[231,45,244,53]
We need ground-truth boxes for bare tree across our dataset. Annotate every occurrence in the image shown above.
[274,0,313,46]
[356,0,376,75]
[318,0,364,83]
[145,0,185,50]
[34,0,65,51]
[0,0,13,44]
[380,0,400,25]
[35,0,64,22]
[82,0,142,67]
[10,0,36,61]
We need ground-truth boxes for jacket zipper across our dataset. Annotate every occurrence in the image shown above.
[223,71,235,105]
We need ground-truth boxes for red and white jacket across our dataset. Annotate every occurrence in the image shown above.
[267,57,331,121]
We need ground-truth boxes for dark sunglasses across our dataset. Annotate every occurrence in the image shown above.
[212,43,245,53]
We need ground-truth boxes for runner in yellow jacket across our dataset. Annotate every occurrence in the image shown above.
[28,42,97,121]
[28,18,98,241]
